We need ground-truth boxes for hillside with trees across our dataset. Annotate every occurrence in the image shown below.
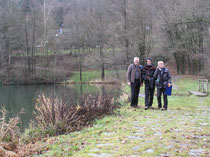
[0,0,209,84]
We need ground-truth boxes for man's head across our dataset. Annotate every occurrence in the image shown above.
[147,58,152,66]
[134,57,139,65]
[158,61,164,68]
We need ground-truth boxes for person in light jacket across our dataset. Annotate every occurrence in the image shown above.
[153,61,171,110]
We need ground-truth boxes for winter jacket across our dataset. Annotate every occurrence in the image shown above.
[127,64,143,84]
[142,65,156,88]
[153,67,171,88]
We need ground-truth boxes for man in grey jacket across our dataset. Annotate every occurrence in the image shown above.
[126,57,143,108]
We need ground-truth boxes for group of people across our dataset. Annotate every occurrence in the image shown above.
[126,57,172,111]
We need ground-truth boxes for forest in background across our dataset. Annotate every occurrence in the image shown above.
[0,0,209,84]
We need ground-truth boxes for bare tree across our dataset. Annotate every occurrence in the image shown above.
[160,0,210,74]
[86,0,111,80]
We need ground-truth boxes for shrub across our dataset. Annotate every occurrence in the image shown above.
[22,93,116,144]
[21,124,55,144]
[0,107,20,143]
[0,106,22,156]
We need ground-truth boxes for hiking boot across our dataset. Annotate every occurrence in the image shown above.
[149,106,154,109]
[161,108,167,111]
[131,105,138,108]
[145,106,149,110]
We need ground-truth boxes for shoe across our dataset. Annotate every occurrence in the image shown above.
[145,106,149,110]
[149,106,154,109]
[161,108,167,111]
[131,105,137,108]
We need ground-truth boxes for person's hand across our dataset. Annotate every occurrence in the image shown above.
[168,83,171,87]
[157,66,161,70]
[128,82,131,86]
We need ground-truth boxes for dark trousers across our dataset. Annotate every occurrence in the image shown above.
[157,88,168,109]
[145,82,155,107]
[131,80,140,107]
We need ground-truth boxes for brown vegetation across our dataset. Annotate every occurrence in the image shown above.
[34,93,116,135]
[0,93,117,156]
[0,107,21,157]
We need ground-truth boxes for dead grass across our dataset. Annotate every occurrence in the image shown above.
[34,93,115,134]
[0,107,23,156]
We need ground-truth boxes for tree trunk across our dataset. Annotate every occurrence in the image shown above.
[113,47,119,78]
[24,14,31,75]
[31,0,36,74]
[180,53,185,75]
[123,0,129,65]
[187,55,192,74]
[198,22,204,73]
[79,48,83,81]
[100,45,105,80]
[173,52,180,74]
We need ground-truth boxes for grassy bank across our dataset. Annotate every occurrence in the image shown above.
[0,69,124,85]
[124,75,199,97]
[33,76,209,156]
[0,92,118,156]
[68,70,125,83]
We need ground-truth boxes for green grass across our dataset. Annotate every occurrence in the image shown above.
[124,75,200,97]
[34,76,210,157]
[12,47,122,57]
[69,70,124,82]
[70,71,101,82]
[12,48,95,57]
[70,84,100,95]
[172,76,198,95]
[37,95,209,156]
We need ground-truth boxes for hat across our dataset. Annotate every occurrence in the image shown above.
[147,57,152,62]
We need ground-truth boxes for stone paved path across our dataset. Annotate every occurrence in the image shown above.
[73,102,210,157]
[41,95,210,157]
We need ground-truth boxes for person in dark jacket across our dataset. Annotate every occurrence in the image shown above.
[142,58,156,110]
[127,57,143,108]
[153,61,172,111]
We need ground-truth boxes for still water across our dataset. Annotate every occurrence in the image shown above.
[0,84,121,131]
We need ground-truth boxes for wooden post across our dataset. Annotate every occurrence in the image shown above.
[198,79,208,94]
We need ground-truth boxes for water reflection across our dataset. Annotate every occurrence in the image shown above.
[0,84,121,131]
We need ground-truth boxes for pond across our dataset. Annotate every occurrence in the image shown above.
[0,84,122,131]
